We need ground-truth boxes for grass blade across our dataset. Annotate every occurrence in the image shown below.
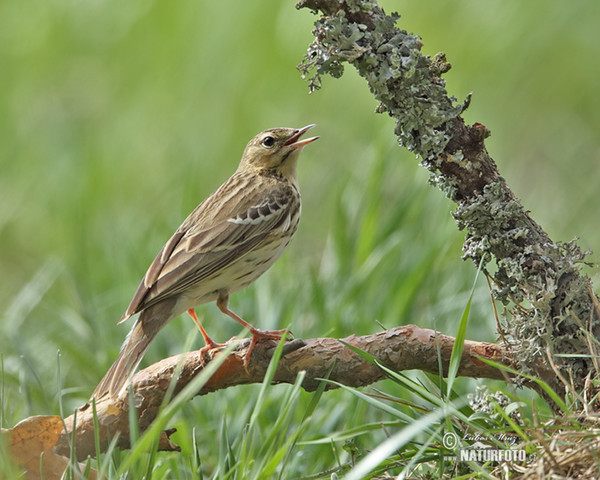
[344,402,463,480]
[446,255,485,399]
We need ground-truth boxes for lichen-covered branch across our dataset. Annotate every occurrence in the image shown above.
[296,0,599,393]
[53,326,508,460]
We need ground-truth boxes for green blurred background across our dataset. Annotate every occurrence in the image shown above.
[1,0,599,472]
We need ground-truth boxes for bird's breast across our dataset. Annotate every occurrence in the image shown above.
[173,199,301,313]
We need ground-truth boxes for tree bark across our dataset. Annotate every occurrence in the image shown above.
[53,326,508,460]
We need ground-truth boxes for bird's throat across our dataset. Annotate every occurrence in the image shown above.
[276,149,301,184]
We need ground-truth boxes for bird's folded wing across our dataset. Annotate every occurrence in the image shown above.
[121,193,296,320]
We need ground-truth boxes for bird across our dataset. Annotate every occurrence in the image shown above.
[92,124,318,398]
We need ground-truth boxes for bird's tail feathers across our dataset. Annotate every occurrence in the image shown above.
[92,318,153,399]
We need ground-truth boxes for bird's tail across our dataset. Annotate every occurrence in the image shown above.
[93,314,156,399]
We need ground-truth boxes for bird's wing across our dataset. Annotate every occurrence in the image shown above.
[121,179,298,321]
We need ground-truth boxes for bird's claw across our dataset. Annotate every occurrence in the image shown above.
[243,328,293,367]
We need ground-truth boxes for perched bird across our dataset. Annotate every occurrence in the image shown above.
[93,125,318,398]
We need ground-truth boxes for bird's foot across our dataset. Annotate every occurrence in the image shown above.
[244,328,293,367]
[198,338,227,364]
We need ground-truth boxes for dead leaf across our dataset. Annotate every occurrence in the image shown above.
[4,415,99,480]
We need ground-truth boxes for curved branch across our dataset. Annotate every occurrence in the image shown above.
[295,0,599,393]
[54,326,508,460]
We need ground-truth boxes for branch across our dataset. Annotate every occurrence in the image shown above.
[296,0,599,393]
[53,326,508,460]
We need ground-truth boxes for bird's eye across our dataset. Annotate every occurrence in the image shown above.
[261,136,275,148]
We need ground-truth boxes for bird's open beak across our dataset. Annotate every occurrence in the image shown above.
[284,124,319,149]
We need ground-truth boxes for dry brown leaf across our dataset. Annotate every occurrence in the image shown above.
[8,415,63,463]
[4,415,98,480]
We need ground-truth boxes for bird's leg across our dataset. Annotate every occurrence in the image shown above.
[187,309,225,362]
[216,293,291,367]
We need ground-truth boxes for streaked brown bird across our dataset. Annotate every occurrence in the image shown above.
[93,125,318,398]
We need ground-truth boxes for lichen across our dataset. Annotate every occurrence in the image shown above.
[469,385,522,425]
[298,7,462,160]
[454,179,595,378]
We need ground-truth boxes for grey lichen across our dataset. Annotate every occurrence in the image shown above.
[297,5,462,160]
[455,179,594,379]
[469,385,522,425]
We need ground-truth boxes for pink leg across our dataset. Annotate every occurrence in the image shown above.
[187,309,225,359]
[216,294,291,367]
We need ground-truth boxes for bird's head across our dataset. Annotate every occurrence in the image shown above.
[238,124,318,181]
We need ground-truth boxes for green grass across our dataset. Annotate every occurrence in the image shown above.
[1,0,600,478]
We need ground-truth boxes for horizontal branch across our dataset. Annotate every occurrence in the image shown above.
[53,326,508,460]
